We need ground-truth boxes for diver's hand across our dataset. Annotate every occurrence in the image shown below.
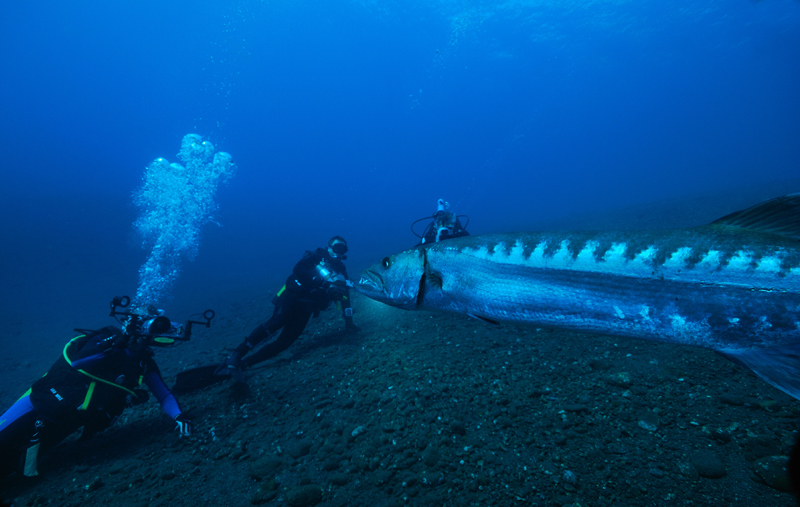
[126,389,149,407]
[175,414,192,436]
[325,280,348,300]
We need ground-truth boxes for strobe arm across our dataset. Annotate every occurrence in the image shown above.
[181,309,215,341]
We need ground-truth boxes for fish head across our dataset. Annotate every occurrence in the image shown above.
[356,248,425,309]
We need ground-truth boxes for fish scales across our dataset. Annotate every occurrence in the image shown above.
[430,243,796,344]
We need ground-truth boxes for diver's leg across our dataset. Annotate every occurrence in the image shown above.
[216,298,293,379]
[0,394,35,434]
[0,395,39,477]
[242,302,312,368]
[231,299,292,361]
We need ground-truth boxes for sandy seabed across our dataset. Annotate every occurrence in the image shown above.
[1,288,797,507]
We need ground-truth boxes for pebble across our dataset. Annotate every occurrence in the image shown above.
[84,476,103,491]
[607,372,633,388]
[249,488,277,505]
[330,473,350,486]
[449,420,467,435]
[107,462,128,474]
[690,451,726,479]
[288,440,312,458]
[710,428,732,443]
[423,449,440,467]
[637,411,659,432]
[757,400,781,412]
[589,359,612,371]
[605,443,627,455]
[752,455,792,493]
[248,456,284,481]
[718,394,744,406]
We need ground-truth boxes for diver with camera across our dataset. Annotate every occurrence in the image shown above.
[0,296,214,479]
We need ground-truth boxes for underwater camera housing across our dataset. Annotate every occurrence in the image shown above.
[108,295,215,347]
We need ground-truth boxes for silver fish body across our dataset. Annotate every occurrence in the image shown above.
[357,195,800,399]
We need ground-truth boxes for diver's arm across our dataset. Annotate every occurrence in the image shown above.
[143,371,181,420]
[145,372,191,436]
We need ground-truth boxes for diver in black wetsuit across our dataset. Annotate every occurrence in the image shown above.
[415,199,470,246]
[215,236,360,382]
[0,298,207,479]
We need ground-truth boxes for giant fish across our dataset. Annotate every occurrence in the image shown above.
[356,194,800,400]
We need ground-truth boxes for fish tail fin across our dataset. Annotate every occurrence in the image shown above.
[720,344,800,400]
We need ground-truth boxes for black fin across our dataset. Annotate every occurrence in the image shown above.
[467,313,501,326]
[711,193,800,240]
[172,364,226,394]
[425,266,443,289]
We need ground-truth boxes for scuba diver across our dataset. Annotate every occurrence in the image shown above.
[174,236,360,391]
[0,296,214,479]
[412,199,470,246]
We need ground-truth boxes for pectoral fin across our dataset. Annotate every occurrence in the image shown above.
[719,344,800,400]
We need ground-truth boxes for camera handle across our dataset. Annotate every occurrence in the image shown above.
[182,309,215,341]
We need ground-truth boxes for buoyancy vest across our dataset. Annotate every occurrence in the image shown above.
[29,327,154,426]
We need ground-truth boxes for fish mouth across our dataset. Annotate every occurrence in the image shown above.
[356,268,418,309]
[355,269,385,296]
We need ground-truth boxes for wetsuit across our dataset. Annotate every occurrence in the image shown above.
[233,247,355,368]
[0,326,182,477]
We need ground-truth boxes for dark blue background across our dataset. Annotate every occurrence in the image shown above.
[1,0,799,368]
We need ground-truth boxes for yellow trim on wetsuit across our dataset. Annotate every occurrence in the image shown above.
[18,388,32,401]
[276,285,286,297]
[81,382,96,410]
[62,335,138,399]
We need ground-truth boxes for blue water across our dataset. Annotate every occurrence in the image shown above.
[0,1,799,371]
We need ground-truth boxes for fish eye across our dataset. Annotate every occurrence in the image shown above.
[382,257,391,269]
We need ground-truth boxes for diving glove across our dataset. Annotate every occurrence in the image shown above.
[175,414,192,436]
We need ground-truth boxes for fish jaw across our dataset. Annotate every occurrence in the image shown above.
[356,248,426,310]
